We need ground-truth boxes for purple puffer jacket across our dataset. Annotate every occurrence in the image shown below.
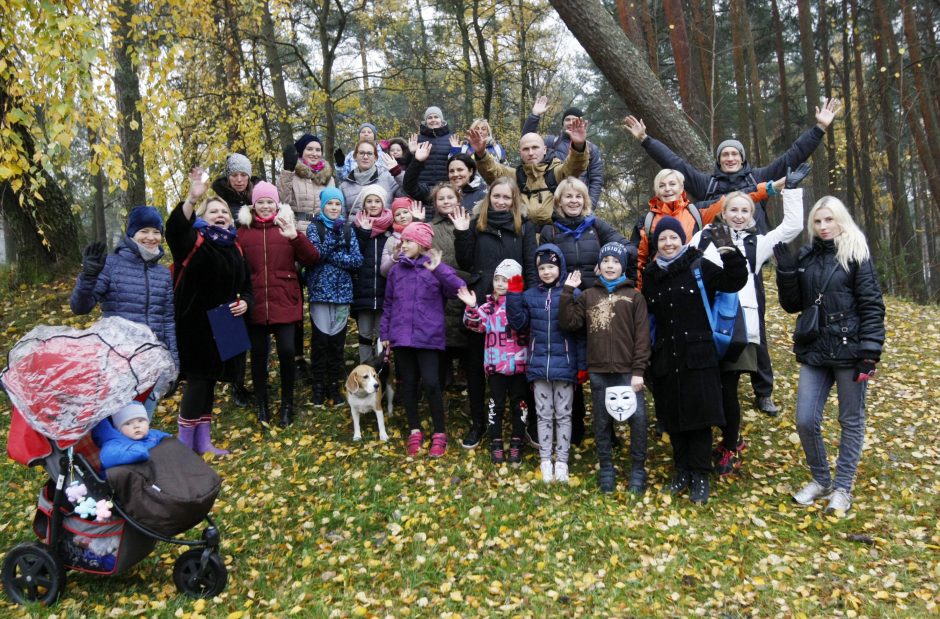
[380,254,464,350]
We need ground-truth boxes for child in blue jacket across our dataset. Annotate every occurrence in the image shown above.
[92,402,171,471]
[507,243,585,484]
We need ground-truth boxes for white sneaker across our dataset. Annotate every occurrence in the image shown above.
[554,461,569,483]
[825,488,852,514]
[792,480,833,506]
[540,460,554,483]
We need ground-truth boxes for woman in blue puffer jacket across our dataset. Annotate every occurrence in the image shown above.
[71,206,177,414]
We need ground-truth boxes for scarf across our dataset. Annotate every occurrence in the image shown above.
[193,218,237,246]
[392,221,409,234]
[301,158,326,173]
[487,209,514,230]
[601,274,627,293]
[254,211,277,224]
[555,215,595,241]
[359,208,393,238]
[352,165,377,185]
[318,211,343,230]
[133,240,162,262]
[655,243,690,269]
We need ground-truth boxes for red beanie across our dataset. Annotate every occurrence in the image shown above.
[401,222,434,249]
[391,197,412,214]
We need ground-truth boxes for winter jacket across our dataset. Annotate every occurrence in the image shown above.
[558,278,650,375]
[70,236,179,368]
[379,254,464,350]
[776,238,885,367]
[642,246,747,433]
[277,161,335,225]
[305,217,363,304]
[692,187,803,345]
[212,175,261,211]
[522,113,604,207]
[463,294,528,376]
[403,158,488,215]
[166,204,253,381]
[236,203,319,325]
[451,141,507,164]
[416,123,453,186]
[506,243,585,383]
[92,419,171,471]
[454,212,538,301]
[475,145,589,226]
[432,213,473,349]
[336,142,388,180]
[352,225,390,312]
[340,167,403,218]
[538,214,631,289]
[641,125,823,231]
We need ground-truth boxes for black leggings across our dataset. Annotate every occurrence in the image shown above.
[487,373,529,440]
[462,332,488,428]
[249,323,296,402]
[396,347,445,434]
[180,378,217,421]
[671,427,713,474]
[311,323,347,387]
[720,370,742,450]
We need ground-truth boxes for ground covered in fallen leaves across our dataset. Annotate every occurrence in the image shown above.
[0,273,937,618]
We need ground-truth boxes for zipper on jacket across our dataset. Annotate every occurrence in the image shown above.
[263,226,269,323]
[545,289,551,377]
[373,236,379,310]
[144,261,151,327]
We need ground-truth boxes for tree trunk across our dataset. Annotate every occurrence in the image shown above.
[818,0,835,191]
[112,0,146,210]
[219,0,244,148]
[451,0,474,124]
[261,0,293,150]
[849,0,878,251]
[414,0,431,96]
[770,0,793,147]
[89,129,108,245]
[471,0,494,120]
[662,0,693,115]
[548,0,711,169]
[358,31,372,117]
[689,0,716,140]
[796,0,825,202]
[728,0,751,154]
[741,1,768,164]
[615,0,645,49]
[839,0,856,217]
[515,0,529,131]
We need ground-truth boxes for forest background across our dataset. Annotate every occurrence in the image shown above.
[1,0,938,302]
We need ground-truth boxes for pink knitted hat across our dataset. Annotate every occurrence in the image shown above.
[251,181,280,205]
[401,222,434,249]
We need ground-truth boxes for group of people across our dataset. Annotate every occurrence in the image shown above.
[69,96,885,512]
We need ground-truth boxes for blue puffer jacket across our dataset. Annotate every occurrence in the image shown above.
[91,419,171,471]
[305,218,363,303]
[507,243,586,382]
[416,123,453,186]
[352,226,389,312]
[70,236,178,367]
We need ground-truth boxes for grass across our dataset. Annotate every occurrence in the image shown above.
[0,273,937,618]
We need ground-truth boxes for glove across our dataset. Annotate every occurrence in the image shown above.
[334,148,345,167]
[853,359,877,383]
[708,223,734,249]
[577,370,589,385]
[81,241,107,277]
[332,219,345,231]
[507,275,525,293]
[282,145,299,171]
[773,242,797,272]
[785,163,812,189]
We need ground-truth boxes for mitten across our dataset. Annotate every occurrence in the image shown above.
[282,145,299,171]
[507,275,525,293]
[853,359,877,383]
[577,370,589,385]
[334,148,345,167]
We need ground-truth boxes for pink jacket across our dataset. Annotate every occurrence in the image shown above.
[463,294,528,376]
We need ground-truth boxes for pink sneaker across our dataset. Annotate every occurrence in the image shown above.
[429,433,447,458]
[406,431,424,456]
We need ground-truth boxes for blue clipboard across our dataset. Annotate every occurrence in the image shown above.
[207,302,250,361]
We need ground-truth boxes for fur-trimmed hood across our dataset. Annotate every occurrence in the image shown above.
[294,159,334,186]
[237,202,296,227]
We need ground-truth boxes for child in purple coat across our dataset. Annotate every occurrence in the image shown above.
[380,222,467,458]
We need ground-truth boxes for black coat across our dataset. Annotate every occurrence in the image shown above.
[776,238,885,367]
[351,226,389,312]
[166,204,253,381]
[403,159,488,215]
[538,214,632,289]
[212,175,262,211]
[454,213,538,300]
[643,247,748,433]
[416,123,453,187]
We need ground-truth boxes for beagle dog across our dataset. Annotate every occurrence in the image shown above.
[344,360,392,442]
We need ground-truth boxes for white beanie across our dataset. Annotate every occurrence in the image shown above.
[494,259,522,280]
[111,402,148,428]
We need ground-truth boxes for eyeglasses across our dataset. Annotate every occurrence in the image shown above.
[356,151,376,157]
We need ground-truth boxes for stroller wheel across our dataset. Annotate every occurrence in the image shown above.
[2,542,66,605]
[173,549,227,598]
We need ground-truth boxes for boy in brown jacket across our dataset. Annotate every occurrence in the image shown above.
[559,242,651,494]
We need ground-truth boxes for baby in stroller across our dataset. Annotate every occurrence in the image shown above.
[92,402,170,471]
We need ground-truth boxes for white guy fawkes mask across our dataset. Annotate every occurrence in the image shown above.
[605,386,636,422]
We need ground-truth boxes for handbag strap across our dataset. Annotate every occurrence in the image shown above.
[692,266,717,332]
[813,264,840,305]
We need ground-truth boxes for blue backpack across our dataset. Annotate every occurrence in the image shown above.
[692,265,747,362]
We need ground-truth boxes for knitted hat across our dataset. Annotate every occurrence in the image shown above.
[651,216,687,248]
[355,184,389,210]
[358,123,378,137]
[391,197,412,214]
[536,249,561,267]
[126,206,164,237]
[562,106,584,119]
[401,222,434,249]
[294,133,321,155]
[424,106,445,122]
[319,187,345,208]
[224,153,252,176]
[494,259,522,280]
[716,139,746,163]
[598,242,629,270]
[112,402,148,429]
[251,181,280,205]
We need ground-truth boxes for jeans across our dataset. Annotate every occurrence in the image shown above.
[589,372,647,470]
[795,364,868,491]
[356,309,382,362]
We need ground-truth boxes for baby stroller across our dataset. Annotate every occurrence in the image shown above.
[0,317,227,605]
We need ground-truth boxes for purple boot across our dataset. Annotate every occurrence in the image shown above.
[193,416,230,456]
[177,417,197,450]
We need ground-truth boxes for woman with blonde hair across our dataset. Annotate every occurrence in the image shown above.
[775,195,885,515]
[450,118,507,163]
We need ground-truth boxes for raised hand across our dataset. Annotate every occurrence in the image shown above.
[448,205,471,231]
[564,270,581,289]
[424,248,443,271]
[815,98,843,130]
[567,117,587,147]
[414,142,432,162]
[410,200,426,221]
[531,95,549,117]
[785,163,812,189]
[82,241,107,277]
[334,148,345,166]
[456,286,477,307]
[188,166,208,200]
[773,242,797,272]
[379,151,398,170]
[507,274,525,293]
[623,116,647,141]
[275,211,298,239]
[355,210,372,231]
[283,145,298,171]
[408,133,419,153]
[449,133,462,148]
[708,223,735,249]
[467,128,486,155]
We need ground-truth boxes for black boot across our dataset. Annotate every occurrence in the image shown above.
[326,382,341,404]
[279,400,294,427]
[255,392,270,425]
[598,465,616,493]
[312,384,326,406]
[690,472,710,505]
[233,383,252,407]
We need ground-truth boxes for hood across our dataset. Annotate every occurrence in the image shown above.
[709,161,754,184]
[237,202,295,228]
[534,242,567,288]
